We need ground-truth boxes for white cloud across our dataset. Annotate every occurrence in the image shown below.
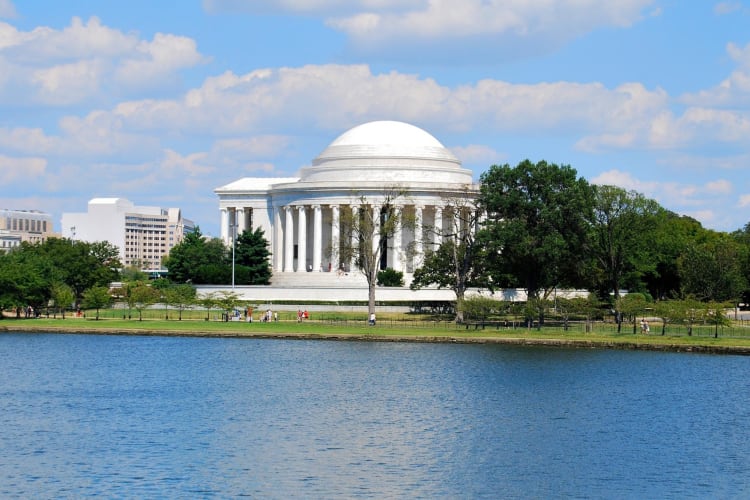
[591,169,738,228]
[203,0,656,61]
[0,154,46,183]
[450,144,504,166]
[680,42,750,108]
[738,194,750,207]
[0,0,16,19]
[8,61,746,164]
[0,17,207,106]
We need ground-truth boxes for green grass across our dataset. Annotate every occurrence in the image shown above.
[4,314,750,352]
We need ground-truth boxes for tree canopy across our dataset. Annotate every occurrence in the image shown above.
[477,160,595,302]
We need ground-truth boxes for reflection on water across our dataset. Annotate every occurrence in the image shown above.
[1,333,749,498]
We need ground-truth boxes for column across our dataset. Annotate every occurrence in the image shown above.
[274,207,283,272]
[330,204,339,272]
[236,208,246,236]
[297,205,307,272]
[312,204,322,272]
[414,205,423,269]
[390,204,400,272]
[284,206,294,272]
[433,206,443,252]
[220,208,229,244]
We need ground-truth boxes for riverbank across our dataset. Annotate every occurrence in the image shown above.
[3,317,750,355]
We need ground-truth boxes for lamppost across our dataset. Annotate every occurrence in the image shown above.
[231,222,237,289]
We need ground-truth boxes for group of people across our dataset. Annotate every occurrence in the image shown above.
[297,309,309,322]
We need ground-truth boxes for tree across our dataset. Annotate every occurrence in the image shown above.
[81,286,112,320]
[644,212,706,300]
[679,236,747,303]
[411,191,485,323]
[615,293,648,334]
[31,238,120,303]
[653,301,683,336]
[565,294,602,333]
[461,295,502,324]
[588,185,660,301]
[50,282,75,319]
[478,160,595,324]
[338,187,414,317]
[731,222,750,308]
[199,292,219,321]
[234,227,272,285]
[705,302,732,338]
[0,250,49,315]
[377,268,404,287]
[125,281,158,321]
[163,283,196,320]
[164,228,230,284]
[215,290,242,321]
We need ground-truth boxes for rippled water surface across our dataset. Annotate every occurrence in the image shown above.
[1,333,749,498]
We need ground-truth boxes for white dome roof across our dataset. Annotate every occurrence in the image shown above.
[301,120,471,185]
[328,120,445,149]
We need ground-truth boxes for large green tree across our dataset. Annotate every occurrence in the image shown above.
[0,238,120,314]
[731,221,750,306]
[678,235,747,303]
[164,228,230,284]
[588,185,661,301]
[233,227,272,285]
[477,160,595,319]
[643,212,707,300]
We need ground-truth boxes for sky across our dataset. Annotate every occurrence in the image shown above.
[1,0,750,237]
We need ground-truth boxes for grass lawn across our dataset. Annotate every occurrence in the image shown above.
[3,315,750,354]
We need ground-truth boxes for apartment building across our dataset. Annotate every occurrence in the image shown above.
[61,198,195,270]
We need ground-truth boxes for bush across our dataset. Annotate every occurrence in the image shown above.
[377,268,404,287]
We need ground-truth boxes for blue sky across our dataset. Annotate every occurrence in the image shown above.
[1,0,749,236]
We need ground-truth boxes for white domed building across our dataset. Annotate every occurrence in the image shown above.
[214,121,477,292]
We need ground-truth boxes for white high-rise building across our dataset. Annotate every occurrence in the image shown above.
[61,198,195,271]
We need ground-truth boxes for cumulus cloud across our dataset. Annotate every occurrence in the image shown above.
[0,17,207,106]
[591,169,738,228]
[738,193,750,207]
[7,61,748,163]
[0,154,46,183]
[680,41,750,108]
[203,0,656,61]
[450,144,504,166]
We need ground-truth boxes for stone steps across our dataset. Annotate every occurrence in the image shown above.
[269,271,369,288]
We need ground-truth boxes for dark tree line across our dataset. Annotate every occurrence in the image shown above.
[163,226,272,285]
[413,159,750,322]
[0,238,120,316]
[0,226,273,317]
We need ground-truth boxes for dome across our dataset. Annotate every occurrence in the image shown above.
[328,120,445,149]
[300,120,471,185]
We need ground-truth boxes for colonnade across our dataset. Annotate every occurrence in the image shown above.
[219,207,253,241]
[270,203,452,274]
[219,202,475,275]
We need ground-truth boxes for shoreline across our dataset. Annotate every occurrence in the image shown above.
[3,323,750,356]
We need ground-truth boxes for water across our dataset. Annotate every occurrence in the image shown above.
[1,333,749,498]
